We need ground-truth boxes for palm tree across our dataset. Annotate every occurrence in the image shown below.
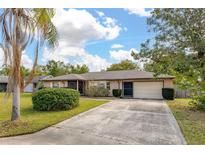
[0,8,58,121]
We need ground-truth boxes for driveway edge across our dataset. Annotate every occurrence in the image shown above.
[165,101,187,145]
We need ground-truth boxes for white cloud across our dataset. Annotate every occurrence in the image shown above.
[109,48,148,69]
[42,8,122,71]
[109,48,138,61]
[78,53,111,71]
[53,9,121,46]
[125,8,152,17]
[96,11,105,17]
[21,54,33,69]
[111,44,124,49]
[42,46,111,71]
[0,49,33,69]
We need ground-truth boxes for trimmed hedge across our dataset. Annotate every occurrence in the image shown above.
[32,88,80,111]
[162,88,175,100]
[112,89,122,97]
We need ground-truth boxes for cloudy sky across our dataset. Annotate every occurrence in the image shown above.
[0,8,154,71]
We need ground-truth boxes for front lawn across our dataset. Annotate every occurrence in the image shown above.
[0,93,109,137]
[167,99,205,144]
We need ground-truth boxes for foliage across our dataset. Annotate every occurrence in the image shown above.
[0,93,108,137]
[0,65,29,77]
[112,89,122,97]
[189,93,205,110]
[85,86,109,97]
[32,88,80,111]
[107,60,139,71]
[70,64,89,74]
[197,95,205,110]
[34,65,48,76]
[132,9,205,102]
[41,60,67,77]
[35,82,45,91]
[40,60,89,76]
[167,99,205,144]
[0,8,58,120]
[0,65,31,92]
[0,65,10,75]
[162,88,175,100]
[0,8,58,92]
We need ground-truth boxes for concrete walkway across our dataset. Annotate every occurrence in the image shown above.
[0,99,186,145]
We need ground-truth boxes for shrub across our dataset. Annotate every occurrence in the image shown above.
[162,88,175,100]
[85,86,109,97]
[32,88,80,111]
[112,89,122,97]
[190,93,205,110]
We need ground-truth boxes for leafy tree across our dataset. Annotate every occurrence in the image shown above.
[42,60,66,77]
[0,65,10,75]
[107,60,139,71]
[33,65,47,76]
[70,64,89,74]
[42,60,89,76]
[132,9,205,92]
[0,9,58,121]
[20,66,30,92]
[0,65,31,92]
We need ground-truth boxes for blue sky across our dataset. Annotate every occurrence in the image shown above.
[85,8,153,56]
[0,8,154,71]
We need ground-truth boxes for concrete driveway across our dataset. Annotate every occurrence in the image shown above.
[0,99,186,145]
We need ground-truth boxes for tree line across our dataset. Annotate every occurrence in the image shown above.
[0,59,139,77]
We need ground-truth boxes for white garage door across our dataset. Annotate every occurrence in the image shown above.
[133,82,163,99]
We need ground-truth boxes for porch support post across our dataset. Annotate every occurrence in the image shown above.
[77,80,79,91]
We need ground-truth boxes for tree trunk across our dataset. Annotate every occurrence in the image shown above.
[11,82,20,121]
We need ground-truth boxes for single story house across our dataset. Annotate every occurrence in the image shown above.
[0,75,51,93]
[0,76,8,92]
[24,75,52,92]
[42,70,175,99]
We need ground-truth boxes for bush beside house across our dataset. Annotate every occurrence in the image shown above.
[85,86,109,97]
[32,88,80,111]
[112,89,122,97]
[162,88,175,100]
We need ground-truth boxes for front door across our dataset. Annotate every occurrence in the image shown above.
[123,82,133,97]
[78,81,84,95]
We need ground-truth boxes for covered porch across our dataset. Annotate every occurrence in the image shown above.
[67,80,86,95]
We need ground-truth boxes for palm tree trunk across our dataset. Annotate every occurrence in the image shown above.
[11,82,20,121]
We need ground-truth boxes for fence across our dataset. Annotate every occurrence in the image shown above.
[175,88,191,98]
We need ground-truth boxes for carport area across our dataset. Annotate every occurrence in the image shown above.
[0,99,186,145]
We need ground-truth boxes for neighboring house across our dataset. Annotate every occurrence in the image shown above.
[0,76,8,92]
[24,75,52,93]
[0,75,51,93]
[42,70,174,99]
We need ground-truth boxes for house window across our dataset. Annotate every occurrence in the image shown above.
[53,82,59,88]
[99,83,105,88]
[106,82,110,90]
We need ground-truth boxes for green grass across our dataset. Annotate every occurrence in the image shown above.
[0,93,109,137]
[167,99,205,144]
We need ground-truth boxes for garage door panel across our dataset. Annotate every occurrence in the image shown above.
[133,82,163,99]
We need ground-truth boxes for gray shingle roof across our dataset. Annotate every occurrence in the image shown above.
[32,75,52,83]
[42,70,175,81]
[0,76,8,83]
[0,75,52,83]
[42,74,86,81]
